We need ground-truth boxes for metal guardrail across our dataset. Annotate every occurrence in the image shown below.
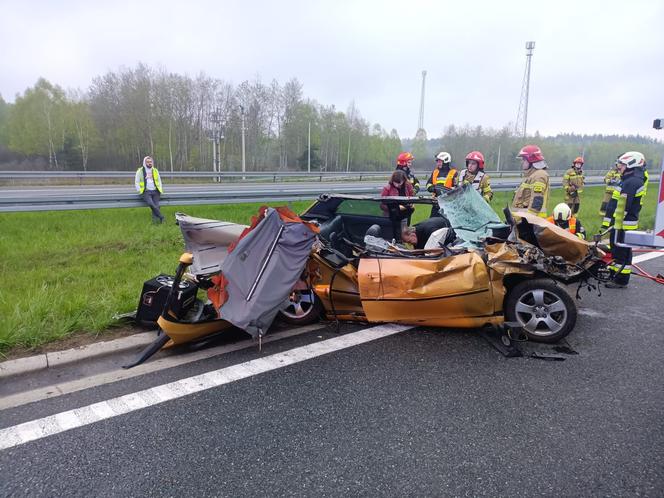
[0,169,610,183]
[0,179,621,213]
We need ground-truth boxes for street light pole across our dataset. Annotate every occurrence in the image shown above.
[346,128,351,172]
[240,105,246,180]
[308,121,311,173]
[209,108,224,182]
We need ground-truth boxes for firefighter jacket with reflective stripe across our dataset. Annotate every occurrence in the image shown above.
[511,167,549,217]
[563,167,584,202]
[546,215,586,239]
[135,166,163,194]
[603,169,645,230]
[604,168,621,193]
[396,165,420,194]
[426,167,458,193]
[459,170,493,202]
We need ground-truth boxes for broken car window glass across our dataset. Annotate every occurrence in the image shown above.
[438,185,505,246]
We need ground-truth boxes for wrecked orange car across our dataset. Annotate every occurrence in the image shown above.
[127,186,607,367]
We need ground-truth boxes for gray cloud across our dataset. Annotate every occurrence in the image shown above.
[1,0,663,139]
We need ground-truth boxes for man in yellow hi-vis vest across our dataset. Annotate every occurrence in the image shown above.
[134,155,164,223]
[511,144,550,217]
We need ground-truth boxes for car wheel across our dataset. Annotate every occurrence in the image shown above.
[278,289,322,325]
[505,279,577,343]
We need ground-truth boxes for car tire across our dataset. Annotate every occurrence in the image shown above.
[278,289,323,326]
[505,278,577,343]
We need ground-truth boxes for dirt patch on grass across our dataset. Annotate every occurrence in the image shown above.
[1,323,156,361]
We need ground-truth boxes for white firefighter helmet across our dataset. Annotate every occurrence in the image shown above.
[617,151,646,169]
[552,203,572,222]
[435,152,452,164]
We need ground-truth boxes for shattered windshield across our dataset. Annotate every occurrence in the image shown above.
[438,185,504,246]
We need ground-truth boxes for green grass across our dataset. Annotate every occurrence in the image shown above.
[0,201,312,355]
[0,186,658,355]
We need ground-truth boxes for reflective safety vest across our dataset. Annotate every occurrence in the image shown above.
[136,166,163,194]
[429,168,458,189]
[547,215,578,234]
[459,169,484,190]
[459,169,492,202]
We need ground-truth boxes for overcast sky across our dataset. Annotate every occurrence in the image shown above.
[1,0,663,140]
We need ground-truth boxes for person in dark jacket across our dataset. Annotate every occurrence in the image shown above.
[602,151,647,288]
[401,217,453,249]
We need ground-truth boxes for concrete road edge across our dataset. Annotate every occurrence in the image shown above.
[0,332,157,380]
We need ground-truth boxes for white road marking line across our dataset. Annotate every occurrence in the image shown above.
[0,323,412,451]
[90,402,115,419]
[0,324,325,411]
[633,251,664,264]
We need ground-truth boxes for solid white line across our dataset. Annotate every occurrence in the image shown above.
[633,251,664,264]
[0,324,325,411]
[0,323,412,451]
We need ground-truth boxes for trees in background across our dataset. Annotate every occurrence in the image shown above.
[1,65,401,171]
[8,78,68,168]
[1,64,662,172]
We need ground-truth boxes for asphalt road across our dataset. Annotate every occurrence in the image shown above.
[1,256,663,497]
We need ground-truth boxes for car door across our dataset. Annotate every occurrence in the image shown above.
[357,252,497,328]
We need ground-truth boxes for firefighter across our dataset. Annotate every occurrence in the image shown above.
[600,160,622,215]
[563,156,585,214]
[459,150,492,203]
[511,144,550,217]
[547,203,587,240]
[395,152,420,194]
[602,151,647,288]
[426,152,458,217]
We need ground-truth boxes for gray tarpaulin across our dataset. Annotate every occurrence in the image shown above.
[219,208,317,338]
[176,213,248,275]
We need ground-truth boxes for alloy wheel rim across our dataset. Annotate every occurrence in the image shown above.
[514,289,567,336]
[281,290,316,319]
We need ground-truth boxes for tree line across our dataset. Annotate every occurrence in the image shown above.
[0,64,401,172]
[0,63,662,173]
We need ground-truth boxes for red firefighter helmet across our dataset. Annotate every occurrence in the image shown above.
[573,156,584,166]
[465,151,485,170]
[396,152,414,166]
[517,144,545,163]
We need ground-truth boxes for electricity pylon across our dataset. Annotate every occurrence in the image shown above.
[515,41,535,138]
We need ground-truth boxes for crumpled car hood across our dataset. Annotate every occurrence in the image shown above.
[512,211,591,265]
